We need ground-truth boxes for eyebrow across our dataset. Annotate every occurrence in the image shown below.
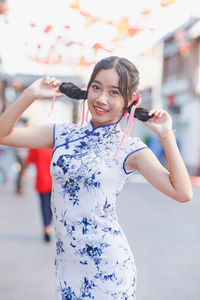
[93,80,120,90]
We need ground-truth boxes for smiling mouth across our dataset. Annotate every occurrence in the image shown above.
[94,106,109,113]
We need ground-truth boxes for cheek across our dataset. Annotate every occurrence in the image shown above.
[87,97,94,112]
[115,99,125,113]
[87,91,92,104]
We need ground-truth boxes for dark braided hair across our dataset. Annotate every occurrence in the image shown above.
[59,82,87,100]
[59,56,152,122]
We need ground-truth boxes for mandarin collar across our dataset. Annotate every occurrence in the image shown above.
[85,120,121,135]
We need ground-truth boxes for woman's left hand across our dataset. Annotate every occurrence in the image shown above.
[144,109,173,138]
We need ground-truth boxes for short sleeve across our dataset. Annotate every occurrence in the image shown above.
[122,137,148,175]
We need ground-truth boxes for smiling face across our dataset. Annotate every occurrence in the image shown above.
[87,68,125,128]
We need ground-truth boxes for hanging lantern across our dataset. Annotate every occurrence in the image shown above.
[44,25,53,34]
[161,0,176,7]
[64,25,71,29]
[141,9,151,16]
[127,27,140,37]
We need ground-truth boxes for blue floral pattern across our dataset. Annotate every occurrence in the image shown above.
[51,121,147,299]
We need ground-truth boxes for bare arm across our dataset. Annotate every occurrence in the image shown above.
[0,124,54,148]
[126,109,192,203]
[0,77,63,148]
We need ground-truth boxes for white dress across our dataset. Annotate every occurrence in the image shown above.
[51,120,147,300]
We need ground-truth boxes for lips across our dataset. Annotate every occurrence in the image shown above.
[94,105,109,113]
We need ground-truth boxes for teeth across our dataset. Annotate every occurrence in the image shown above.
[95,107,107,112]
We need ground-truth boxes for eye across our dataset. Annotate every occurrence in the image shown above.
[111,89,119,96]
[91,84,100,90]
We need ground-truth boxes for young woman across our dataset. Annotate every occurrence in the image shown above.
[0,56,192,299]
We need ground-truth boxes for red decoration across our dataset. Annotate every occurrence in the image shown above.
[44,25,53,34]
[70,0,79,9]
[12,78,22,90]
[141,9,151,15]
[0,2,8,15]
[79,56,95,66]
[161,0,176,7]
[65,41,84,47]
[92,43,114,55]
[168,95,174,107]
[128,27,140,37]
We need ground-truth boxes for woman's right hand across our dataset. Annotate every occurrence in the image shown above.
[25,76,64,100]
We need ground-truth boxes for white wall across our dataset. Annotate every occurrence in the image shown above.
[180,99,200,174]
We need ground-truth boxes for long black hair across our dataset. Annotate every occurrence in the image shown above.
[59,56,152,122]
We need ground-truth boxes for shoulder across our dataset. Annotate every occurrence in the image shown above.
[53,122,76,133]
[120,135,148,174]
[121,135,148,154]
[53,121,76,136]
[53,122,84,147]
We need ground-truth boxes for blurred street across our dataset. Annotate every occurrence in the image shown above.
[0,177,200,300]
[0,179,56,300]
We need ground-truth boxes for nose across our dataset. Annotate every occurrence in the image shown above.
[96,91,108,105]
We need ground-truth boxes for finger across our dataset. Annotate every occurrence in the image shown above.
[155,111,164,118]
[148,109,156,116]
[55,91,65,97]
[44,76,52,85]
[49,77,57,84]
[52,79,61,88]
[154,109,163,116]
[149,109,163,118]
[44,76,57,85]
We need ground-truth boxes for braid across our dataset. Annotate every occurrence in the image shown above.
[127,103,153,122]
[59,82,87,100]
[134,107,152,122]
[59,82,152,122]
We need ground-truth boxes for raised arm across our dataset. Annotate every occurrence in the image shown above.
[0,77,63,148]
[125,109,193,203]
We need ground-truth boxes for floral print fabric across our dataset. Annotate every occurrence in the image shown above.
[51,121,147,299]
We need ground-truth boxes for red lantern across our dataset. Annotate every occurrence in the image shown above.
[44,25,53,34]
[141,9,151,16]
[161,0,176,7]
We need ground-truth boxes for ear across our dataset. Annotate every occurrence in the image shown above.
[128,92,136,107]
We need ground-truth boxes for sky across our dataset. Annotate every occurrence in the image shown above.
[0,0,199,76]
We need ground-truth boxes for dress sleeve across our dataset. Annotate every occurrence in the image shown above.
[122,137,148,175]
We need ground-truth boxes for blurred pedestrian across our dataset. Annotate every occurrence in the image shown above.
[25,148,53,242]
[0,56,192,299]
[14,117,29,194]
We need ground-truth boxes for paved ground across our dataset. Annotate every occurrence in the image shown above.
[0,176,200,300]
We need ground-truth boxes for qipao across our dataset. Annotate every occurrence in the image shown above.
[51,121,147,300]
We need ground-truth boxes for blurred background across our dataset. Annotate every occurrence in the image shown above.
[0,0,200,299]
